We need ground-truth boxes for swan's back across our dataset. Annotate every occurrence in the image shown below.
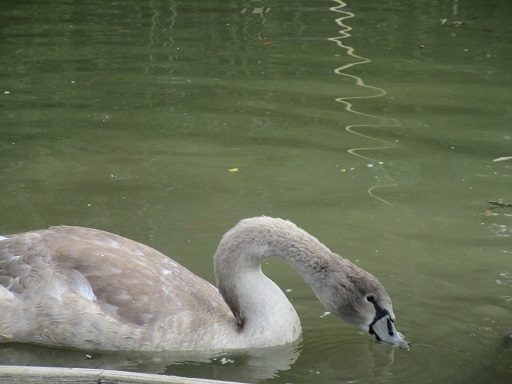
[0,226,232,350]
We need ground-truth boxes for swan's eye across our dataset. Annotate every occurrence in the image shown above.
[366,295,375,302]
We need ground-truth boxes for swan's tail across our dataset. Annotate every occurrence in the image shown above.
[0,287,26,343]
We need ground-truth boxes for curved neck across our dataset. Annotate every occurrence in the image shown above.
[213,217,337,347]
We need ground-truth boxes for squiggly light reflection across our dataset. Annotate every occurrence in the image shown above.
[329,1,400,205]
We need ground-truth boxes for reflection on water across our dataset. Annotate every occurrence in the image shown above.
[0,342,300,382]
[486,210,512,238]
[329,0,400,206]
[1,0,512,383]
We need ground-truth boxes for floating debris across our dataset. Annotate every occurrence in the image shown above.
[488,201,512,208]
[493,156,512,162]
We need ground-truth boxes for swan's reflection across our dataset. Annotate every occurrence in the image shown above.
[0,341,300,382]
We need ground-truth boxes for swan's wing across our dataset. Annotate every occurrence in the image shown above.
[0,226,229,329]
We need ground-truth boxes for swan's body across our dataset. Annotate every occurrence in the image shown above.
[0,217,408,351]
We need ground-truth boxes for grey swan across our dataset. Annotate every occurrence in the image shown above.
[0,217,409,350]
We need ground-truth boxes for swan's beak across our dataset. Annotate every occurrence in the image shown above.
[369,314,410,348]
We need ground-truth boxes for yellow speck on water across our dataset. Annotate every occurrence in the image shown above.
[228,168,239,173]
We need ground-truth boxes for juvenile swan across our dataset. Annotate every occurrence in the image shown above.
[0,217,408,350]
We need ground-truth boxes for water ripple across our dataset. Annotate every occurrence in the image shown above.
[328,1,400,206]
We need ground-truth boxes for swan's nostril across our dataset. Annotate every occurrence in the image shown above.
[387,318,394,336]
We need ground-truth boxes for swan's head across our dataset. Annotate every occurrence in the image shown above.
[315,257,409,348]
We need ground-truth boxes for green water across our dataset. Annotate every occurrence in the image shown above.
[1,0,511,383]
